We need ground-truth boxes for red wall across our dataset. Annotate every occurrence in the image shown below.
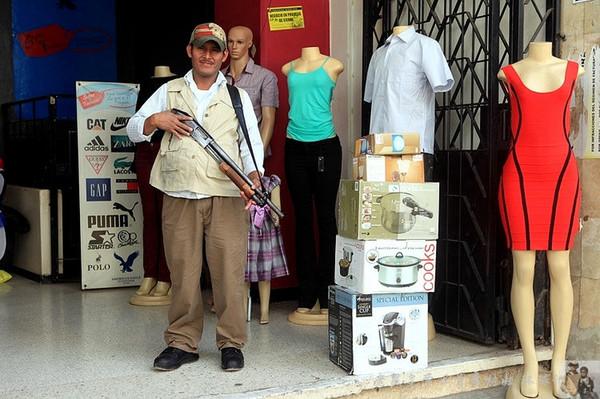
[216,0,331,290]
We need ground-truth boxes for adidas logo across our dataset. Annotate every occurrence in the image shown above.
[84,135,109,151]
[110,116,130,131]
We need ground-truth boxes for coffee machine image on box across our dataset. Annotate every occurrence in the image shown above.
[376,192,433,234]
[339,246,354,278]
[372,312,409,365]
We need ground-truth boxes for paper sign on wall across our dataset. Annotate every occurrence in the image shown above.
[267,6,305,31]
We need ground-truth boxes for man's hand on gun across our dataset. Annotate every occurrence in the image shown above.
[149,111,193,140]
[241,170,262,209]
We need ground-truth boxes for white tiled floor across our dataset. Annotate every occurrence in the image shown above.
[0,275,547,398]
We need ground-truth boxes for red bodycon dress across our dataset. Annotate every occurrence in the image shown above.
[498,60,581,251]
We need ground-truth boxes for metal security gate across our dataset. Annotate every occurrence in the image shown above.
[362,0,561,345]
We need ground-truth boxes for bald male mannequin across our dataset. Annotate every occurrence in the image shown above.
[224,26,278,153]
[223,25,281,325]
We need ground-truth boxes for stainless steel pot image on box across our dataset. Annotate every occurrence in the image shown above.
[375,192,433,233]
[338,246,354,277]
[374,252,422,287]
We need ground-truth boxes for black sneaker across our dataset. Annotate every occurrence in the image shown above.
[153,347,199,371]
[221,347,244,371]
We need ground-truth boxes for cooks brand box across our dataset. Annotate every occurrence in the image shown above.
[328,285,428,375]
[352,154,424,183]
[354,133,421,156]
[337,180,439,240]
[335,236,436,294]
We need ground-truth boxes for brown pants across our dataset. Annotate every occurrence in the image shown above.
[161,195,249,352]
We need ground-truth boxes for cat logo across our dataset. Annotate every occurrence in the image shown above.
[86,118,107,131]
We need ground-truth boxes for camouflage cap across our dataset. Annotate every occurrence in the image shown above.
[189,22,226,51]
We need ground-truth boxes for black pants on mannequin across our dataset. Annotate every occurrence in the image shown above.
[285,136,342,309]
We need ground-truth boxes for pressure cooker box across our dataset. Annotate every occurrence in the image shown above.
[328,285,428,375]
[335,235,436,294]
[337,180,439,240]
[352,154,424,183]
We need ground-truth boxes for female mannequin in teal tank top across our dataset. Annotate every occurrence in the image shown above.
[282,47,345,326]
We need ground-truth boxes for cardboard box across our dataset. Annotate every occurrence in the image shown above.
[335,236,436,293]
[352,154,424,183]
[354,133,421,156]
[328,285,428,375]
[337,180,439,240]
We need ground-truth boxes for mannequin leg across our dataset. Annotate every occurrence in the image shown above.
[546,250,573,398]
[258,281,271,324]
[511,250,539,397]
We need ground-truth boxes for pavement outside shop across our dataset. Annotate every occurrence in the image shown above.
[0,274,551,398]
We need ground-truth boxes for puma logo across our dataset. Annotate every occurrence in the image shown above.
[112,201,139,222]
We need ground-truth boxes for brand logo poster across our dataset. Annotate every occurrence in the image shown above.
[76,81,142,289]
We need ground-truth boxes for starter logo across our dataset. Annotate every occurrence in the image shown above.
[115,179,139,194]
[85,155,108,175]
[84,135,109,151]
[88,230,115,250]
[110,116,130,131]
[114,250,139,273]
[113,156,133,174]
[111,135,135,153]
[117,230,138,247]
[86,118,107,131]
[86,178,111,201]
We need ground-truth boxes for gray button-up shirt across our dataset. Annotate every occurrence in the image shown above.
[223,58,279,125]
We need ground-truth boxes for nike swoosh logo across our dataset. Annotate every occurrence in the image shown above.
[110,121,128,131]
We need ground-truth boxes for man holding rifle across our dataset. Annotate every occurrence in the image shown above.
[127,22,263,372]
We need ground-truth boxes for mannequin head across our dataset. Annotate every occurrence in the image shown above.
[227,26,253,61]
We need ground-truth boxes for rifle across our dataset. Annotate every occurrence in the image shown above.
[171,108,284,219]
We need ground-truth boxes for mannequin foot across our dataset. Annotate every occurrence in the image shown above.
[520,363,539,398]
[259,312,269,325]
[150,281,171,297]
[135,277,157,296]
[551,360,569,398]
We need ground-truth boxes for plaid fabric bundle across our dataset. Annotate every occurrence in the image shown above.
[246,175,289,282]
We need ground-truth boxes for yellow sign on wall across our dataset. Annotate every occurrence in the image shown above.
[267,6,305,31]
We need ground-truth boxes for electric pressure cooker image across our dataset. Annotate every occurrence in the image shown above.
[375,192,433,234]
[338,246,354,277]
[378,312,406,356]
[373,252,422,287]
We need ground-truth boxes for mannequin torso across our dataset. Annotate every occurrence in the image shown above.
[498,42,584,91]
[281,47,344,82]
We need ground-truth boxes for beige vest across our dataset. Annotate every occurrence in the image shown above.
[149,78,242,197]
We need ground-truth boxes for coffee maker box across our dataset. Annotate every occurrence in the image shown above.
[328,285,428,375]
[337,180,439,240]
[352,154,424,183]
[335,236,436,294]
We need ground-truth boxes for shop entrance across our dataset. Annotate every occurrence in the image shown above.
[361,0,561,346]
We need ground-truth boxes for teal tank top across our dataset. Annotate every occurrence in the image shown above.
[286,57,336,142]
